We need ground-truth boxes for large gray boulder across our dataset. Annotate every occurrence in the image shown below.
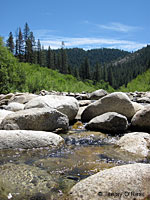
[4,102,25,112]
[85,112,128,133]
[0,109,14,124]
[0,93,14,101]
[78,100,93,107]
[0,108,69,131]
[0,130,64,149]
[68,163,150,200]
[131,105,150,132]
[132,102,144,113]
[88,89,108,100]
[81,92,136,122]
[117,132,150,157]
[9,93,37,104]
[0,93,14,106]
[24,95,79,121]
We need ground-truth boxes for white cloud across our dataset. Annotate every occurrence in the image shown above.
[33,28,146,51]
[34,29,57,39]
[39,36,146,51]
[97,22,140,33]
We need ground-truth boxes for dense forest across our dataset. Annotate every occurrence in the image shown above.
[0,36,114,94]
[5,24,129,83]
[106,45,150,89]
[55,47,130,69]
[120,68,150,92]
[4,22,150,92]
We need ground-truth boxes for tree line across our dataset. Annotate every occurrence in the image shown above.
[6,23,150,90]
[0,36,114,94]
[6,23,69,75]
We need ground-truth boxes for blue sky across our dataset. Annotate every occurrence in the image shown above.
[0,0,150,51]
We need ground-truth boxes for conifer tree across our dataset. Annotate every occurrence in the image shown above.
[25,31,36,63]
[23,23,30,62]
[47,46,54,69]
[15,38,19,57]
[23,22,30,41]
[57,52,62,71]
[37,39,42,65]
[68,65,72,75]
[18,28,24,61]
[103,64,108,82]
[53,52,57,69]
[61,48,68,74]
[93,62,101,83]
[6,32,14,53]
[41,46,46,66]
[84,57,91,79]
[15,29,19,57]
[74,66,80,79]
[60,42,69,74]
[108,65,114,86]
[30,32,36,63]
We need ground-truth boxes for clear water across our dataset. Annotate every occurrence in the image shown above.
[0,126,149,200]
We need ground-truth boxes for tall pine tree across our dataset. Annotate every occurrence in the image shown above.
[60,42,69,74]
[37,39,42,65]
[23,22,30,62]
[25,31,36,63]
[93,62,101,83]
[18,28,24,61]
[6,32,14,53]
[84,57,91,79]
[47,46,54,69]
[23,23,30,41]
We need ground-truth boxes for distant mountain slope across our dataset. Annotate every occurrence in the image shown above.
[106,45,150,89]
[119,68,150,92]
[53,46,150,90]
[54,48,130,68]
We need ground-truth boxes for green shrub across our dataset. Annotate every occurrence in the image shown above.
[0,37,113,94]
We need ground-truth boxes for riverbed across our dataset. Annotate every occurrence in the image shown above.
[0,124,149,200]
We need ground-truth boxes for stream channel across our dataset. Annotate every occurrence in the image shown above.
[0,122,149,200]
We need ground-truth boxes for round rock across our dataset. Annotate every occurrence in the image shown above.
[0,130,64,149]
[0,109,14,124]
[85,112,128,133]
[117,132,150,158]
[24,95,79,121]
[68,163,150,200]
[131,105,150,132]
[4,102,25,112]
[0,107,69,131]
[88,89,108,100]
[81,92,136,122]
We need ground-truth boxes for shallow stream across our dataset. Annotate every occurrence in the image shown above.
[0,124,149,200]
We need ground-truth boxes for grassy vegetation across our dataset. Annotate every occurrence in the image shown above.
[0,37,114,94]
[119,69,150,92]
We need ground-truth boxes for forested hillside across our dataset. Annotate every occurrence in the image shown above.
[6,23,130,83]
[5,23,150,91]
[56,48,130,69]
[0,37,114,94]
[106,45,150,89]
[119,68,150,92]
